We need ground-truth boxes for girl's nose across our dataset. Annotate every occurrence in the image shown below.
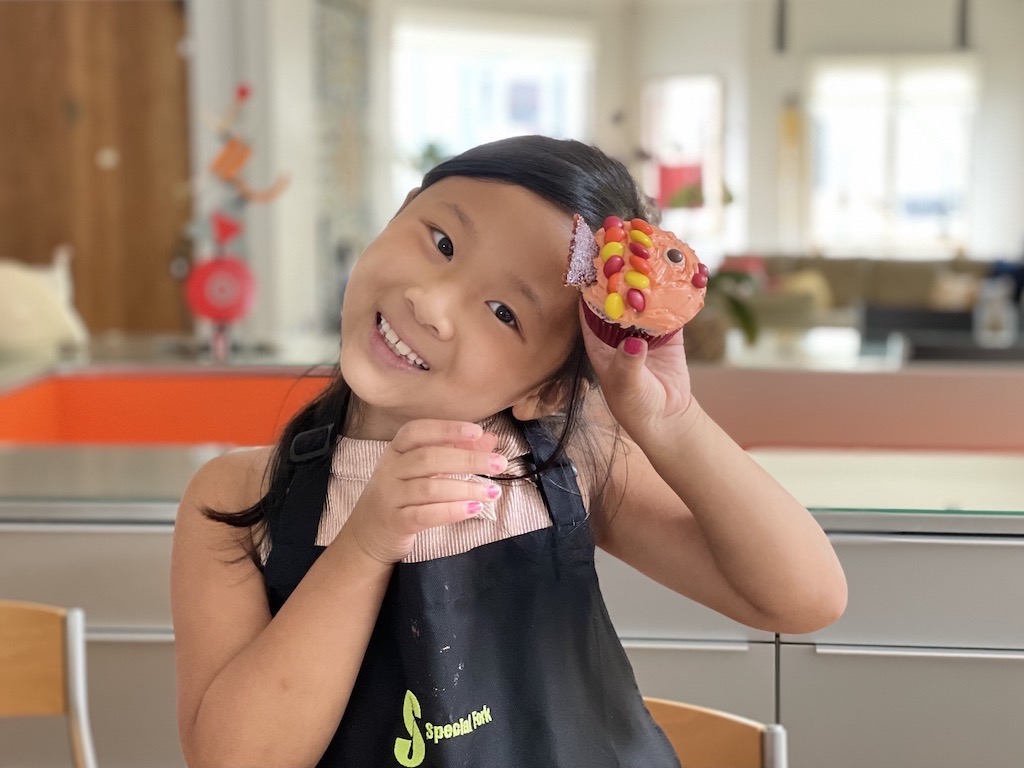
[404,284,456,341]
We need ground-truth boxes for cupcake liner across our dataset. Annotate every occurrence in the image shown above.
[581,299,680,349]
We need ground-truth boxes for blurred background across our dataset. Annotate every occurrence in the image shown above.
[3,4,1024,768]
[2,0,1022,366]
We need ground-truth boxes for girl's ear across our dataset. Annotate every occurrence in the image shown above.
[510,379,589,422]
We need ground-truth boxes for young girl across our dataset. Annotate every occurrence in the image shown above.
[171,135,846,768]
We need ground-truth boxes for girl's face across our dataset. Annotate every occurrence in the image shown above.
[339,177,581,439]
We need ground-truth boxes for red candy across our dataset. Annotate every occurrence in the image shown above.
[698,263,710,277]
[691,273,708,288]
[603,216,624,230]
[626,288,646,312]
[629,242,650,259]
[630,218,654,235]
[629,255,652,275]
[604,226,626,243]
[603,255,625,278]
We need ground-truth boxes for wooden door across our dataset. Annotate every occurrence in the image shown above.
[0,0,192,334]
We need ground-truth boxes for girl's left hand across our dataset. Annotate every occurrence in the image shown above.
[579,302,694,442]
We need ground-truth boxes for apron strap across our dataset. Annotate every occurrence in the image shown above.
[269,425,335,548]
[519,420,586,530]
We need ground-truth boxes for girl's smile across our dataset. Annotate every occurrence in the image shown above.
[376,313,429,370]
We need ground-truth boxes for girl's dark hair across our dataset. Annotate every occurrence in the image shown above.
[206,136,649,564]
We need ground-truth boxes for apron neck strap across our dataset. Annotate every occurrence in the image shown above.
[270,426,335,547]
[519,420,586,529]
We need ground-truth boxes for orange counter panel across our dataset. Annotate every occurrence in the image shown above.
[0,372,331,445]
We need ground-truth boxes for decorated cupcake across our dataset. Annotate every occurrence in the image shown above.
[564,214,708,349]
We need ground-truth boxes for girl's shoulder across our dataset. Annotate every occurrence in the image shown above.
[180,445,275,519]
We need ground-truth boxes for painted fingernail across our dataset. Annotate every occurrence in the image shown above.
[624,337,644,356]
[489,454,508,472]
[486,484,501,499]
[466,501,483,515]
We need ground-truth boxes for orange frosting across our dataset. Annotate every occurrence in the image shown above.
[581,224,706,334]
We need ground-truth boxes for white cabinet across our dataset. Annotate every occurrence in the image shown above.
[0,520,182,768]
[783,534,1024,649]
[0,522,174,628]
[625,640,776,723]
[596,548,777,721]
[779,532,1024,768]
[781,643,1024,768]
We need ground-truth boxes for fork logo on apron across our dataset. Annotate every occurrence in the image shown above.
[394,690,495,766]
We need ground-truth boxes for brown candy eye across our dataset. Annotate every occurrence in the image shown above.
[666,248,683,263]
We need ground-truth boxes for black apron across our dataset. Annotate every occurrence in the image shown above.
[263,420,681,768]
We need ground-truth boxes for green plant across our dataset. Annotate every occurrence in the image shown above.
[706,270,759,344]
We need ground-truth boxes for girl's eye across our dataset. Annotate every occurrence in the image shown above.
[431,229,454,259]
[486,301,519,329]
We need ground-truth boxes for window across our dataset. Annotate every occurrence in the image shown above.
[641,76,726,238]
[807,57,978,257]
[391,13,594,209]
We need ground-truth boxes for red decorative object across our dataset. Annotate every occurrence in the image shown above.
[185,257,256,323]
[657,164,703,209]
[211,211,243,245]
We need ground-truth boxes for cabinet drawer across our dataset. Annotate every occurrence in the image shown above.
[780,643,1024,768]
[625,640,776,723]
[0,524,174,629]
[783,534,1024,648]
[596,549,773,641]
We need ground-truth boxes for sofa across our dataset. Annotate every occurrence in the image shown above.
[726,255,995,329]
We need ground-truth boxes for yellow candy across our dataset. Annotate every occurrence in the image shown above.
[624,270,650,290]
[604,292,625,320]
[629,230,653,248]
[600,242,625,261]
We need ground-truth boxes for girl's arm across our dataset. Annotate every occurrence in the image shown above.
[171,421,504,768]
[581,319,847,635]
[172,448,393,768]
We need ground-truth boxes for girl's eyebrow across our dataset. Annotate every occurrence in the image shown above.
[441,201,477,239]
[506,273,542,313]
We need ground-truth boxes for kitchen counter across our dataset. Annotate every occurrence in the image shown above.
[2,444,1022,530]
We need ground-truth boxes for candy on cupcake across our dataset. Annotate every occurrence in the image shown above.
[564,214,708,349]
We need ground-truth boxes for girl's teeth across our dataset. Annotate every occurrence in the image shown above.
[378,315,428,369]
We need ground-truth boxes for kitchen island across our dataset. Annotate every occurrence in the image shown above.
[2,354,1023,767]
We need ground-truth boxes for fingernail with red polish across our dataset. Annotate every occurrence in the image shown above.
[490,454,507,472]
[486,484,501,499]
[466,501,483,515]
[624,337,644,356]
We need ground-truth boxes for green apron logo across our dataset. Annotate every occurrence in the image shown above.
[393,689,494,766]
[394,690,426,767]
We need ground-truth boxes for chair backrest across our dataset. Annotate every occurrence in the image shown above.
[644,696,787,768]
[0,600,98,768]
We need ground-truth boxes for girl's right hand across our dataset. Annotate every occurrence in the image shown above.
[343,419,506,565]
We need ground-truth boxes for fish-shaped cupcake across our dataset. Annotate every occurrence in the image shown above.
[564,214,708,348]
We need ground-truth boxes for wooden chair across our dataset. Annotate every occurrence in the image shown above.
[0,600,99,768]
[644,696,787,768]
